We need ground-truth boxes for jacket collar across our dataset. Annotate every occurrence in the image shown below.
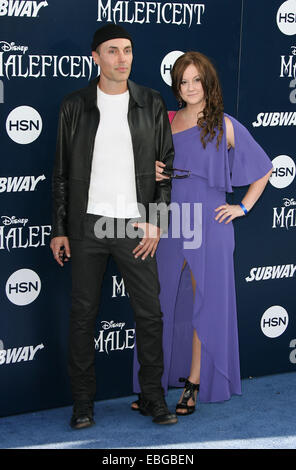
[83,76,145,110]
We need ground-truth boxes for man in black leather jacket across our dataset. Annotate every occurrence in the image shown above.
[50,24,176,428]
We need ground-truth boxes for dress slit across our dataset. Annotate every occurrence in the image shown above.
[166,255,200,387]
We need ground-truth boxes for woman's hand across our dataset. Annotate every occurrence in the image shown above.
[215,169,273,224]
[155,160,170,182]
[214,204,245,224]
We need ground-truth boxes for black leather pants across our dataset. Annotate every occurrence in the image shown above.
[68,214,164,402]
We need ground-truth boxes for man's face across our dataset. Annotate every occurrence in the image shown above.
[92,38,133,85]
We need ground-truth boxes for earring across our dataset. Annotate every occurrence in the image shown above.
[178,99,183,109]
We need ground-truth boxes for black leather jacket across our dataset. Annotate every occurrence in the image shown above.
[51,77,174,239]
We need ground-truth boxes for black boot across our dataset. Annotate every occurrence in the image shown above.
[70,400,95,429]
[139,396,178,425]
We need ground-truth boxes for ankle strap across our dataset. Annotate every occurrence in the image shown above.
[179,377,200,391]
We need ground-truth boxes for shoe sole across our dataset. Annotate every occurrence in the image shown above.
[139,409,178,424]
[152,417,178,425]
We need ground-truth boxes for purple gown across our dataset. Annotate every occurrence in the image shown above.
[133,113,273,403]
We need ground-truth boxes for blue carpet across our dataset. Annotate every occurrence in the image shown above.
[0,372,295,449]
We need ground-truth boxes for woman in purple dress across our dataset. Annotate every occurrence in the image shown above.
[132,51,273,415]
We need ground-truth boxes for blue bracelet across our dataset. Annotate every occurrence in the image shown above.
[239,202,248,215]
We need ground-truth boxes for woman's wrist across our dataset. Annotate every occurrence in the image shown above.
[239,202,248,215]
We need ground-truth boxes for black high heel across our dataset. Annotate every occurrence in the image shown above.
[131,393,141,411]
[176,377,199,415]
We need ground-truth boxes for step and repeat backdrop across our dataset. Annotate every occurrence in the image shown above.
[0,0,295,417]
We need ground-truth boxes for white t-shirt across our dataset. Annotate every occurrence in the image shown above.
[87,87,140,218]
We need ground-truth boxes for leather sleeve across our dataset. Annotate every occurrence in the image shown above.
[51,100,72,238]
[152,95,174,230]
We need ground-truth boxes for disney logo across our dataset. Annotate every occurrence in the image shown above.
[101,320,125,331]
[1,216,28,226]
[291,46,296,56]
[283,198,296,207]
[0,41,28,54]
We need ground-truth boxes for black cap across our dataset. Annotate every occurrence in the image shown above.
[91,24,133,51]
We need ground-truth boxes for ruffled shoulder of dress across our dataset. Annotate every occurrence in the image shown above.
[171,112,273,193]
[224,113,273,189]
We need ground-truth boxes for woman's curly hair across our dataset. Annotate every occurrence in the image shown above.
[171,51,224,150]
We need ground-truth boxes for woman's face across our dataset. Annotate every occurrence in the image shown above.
[179,63,205,108]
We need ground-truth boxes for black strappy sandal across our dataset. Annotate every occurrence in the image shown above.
[131,393,141,411]
[176,377,199,416]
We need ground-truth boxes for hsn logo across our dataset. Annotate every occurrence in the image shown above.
[5,268,41,306]
[276,0,296,36]
[261,306,289,338]
[269,155,296,189]
[6,106,42,144]
[0,1,48,17]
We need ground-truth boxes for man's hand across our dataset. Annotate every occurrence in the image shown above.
[50,236,71,266]
[132,222,161,260]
